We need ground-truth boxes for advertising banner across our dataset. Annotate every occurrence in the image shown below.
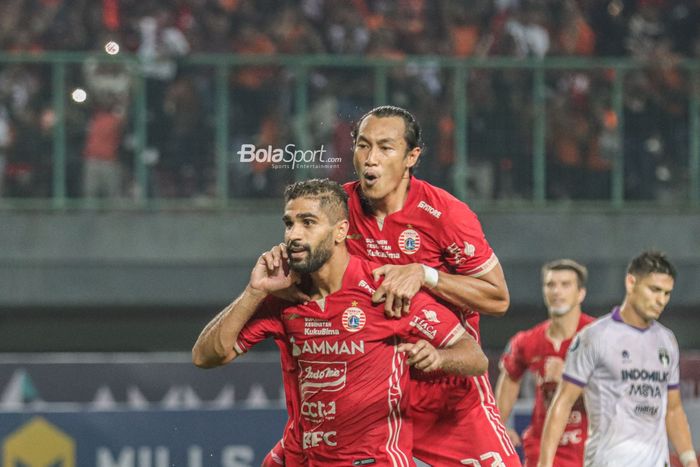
[0,409,286,467]
[0,354,284,410]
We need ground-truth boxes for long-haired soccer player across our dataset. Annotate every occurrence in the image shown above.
[343,106,521,466]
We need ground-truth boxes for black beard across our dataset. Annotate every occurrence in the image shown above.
[288,234,334,274]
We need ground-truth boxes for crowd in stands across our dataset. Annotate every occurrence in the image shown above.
[0,0,699,201]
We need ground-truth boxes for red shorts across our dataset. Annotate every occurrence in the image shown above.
[261,416,305,467]
[261,439,285,466]
[410,375,522,466]
[261,438,307,467]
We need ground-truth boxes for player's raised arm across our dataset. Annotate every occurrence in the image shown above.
[537,380,582,467]
[192,245,299,368]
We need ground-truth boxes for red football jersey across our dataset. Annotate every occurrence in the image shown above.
[245,255,465,466]
[344,177,498,344]
[235,297,305,466]
[344,178,521,466]
[500,314,595,466]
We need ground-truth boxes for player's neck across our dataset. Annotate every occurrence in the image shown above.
[366,176,411,218]
[308,247,351,300]
[619,302,653,329]
[547,309,581,341]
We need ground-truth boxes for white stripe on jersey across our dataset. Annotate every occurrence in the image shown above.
[269,451,284,465]
[438,324,466,348]
[461,315,479,342]
[461,310,515,455]
[473,374,517,456]
[386,337,410,467]
[465,252,499,278]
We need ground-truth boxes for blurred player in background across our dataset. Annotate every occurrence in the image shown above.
[495,259,594,466]
[344,106,520,466]
[193,179,488,466]
[538,251,698,467]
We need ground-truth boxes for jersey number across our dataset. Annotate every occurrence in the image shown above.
[460,451,505,467]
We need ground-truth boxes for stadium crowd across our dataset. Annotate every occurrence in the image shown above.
[0,0,699,200]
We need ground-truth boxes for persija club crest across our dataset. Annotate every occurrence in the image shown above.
[342,302,366,332]
[398,228,421,255]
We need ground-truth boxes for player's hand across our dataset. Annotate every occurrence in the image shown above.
[249,244,308,299]
[264,244,312,303]
[506,427,522,447]
[372,264,424,318]
[398,339,442,372]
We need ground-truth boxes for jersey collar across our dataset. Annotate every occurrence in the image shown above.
[611,306,653,332]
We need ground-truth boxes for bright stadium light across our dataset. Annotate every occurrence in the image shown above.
[105,41,120,55]
[71,88,87,103]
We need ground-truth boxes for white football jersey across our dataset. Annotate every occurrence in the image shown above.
[563,307,680,467]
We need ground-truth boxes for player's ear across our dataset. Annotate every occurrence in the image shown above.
[578,286,587,304]
[624,273,636,294]
[404,147,421,169]
[405,147,421,170]
[335,219,349,243]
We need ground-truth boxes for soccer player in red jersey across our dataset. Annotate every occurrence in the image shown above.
[495,259,595,466]
[343,105,521,466]
[193,179,488,466]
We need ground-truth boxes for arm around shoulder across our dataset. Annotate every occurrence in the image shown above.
[432,261,510,316]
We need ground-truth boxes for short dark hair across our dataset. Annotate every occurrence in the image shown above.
[283,178,348,224]
[542,259,588,288]
[627,250,677,280]
[351,105,424,175]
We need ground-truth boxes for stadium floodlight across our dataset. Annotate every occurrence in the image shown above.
[71,88,87,103]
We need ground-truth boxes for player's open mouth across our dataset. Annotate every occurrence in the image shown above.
[363,173,379,186]
[288,247,308,259]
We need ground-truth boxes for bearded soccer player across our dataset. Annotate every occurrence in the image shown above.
[538,251,698,467]
[495,259,595,466]
[192,179,488,466]
[342,105,520,466]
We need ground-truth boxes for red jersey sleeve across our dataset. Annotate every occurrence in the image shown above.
[438,200,498,277]
[500,331,528,381]
[234,296,286,354]
[400,291,466,348]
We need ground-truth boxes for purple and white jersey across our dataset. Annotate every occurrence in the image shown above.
[563,307,680,467]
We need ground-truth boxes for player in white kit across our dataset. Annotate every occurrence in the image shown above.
[538,251,698,467]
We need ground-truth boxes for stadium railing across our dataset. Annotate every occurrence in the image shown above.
[0,52,698,209]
